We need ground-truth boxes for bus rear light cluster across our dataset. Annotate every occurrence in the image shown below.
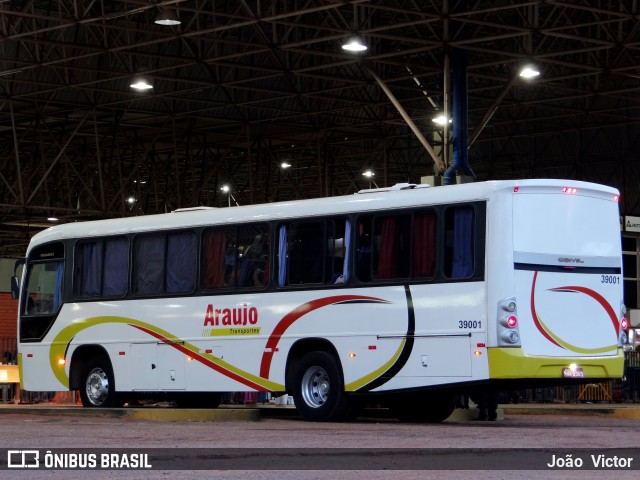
[497,297,521,347]
[620,305,629,347]
[562,187,578,194]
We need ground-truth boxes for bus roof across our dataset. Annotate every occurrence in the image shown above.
[26,179,619,252]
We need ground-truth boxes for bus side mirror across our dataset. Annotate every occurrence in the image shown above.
[11,258,25,300]
[10,275,20,300]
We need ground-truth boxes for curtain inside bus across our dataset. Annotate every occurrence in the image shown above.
[376,217,397,279]
[203,231,227,289]
[451,207,474,278]
[167,232,197,292]
[278,226,287,286]
[413,212,436,278]
[102,237,128,296]
[133,235,165,293]
[80,242,102,296]
[77,238,128,297]
[342,219,351,283]
[53,262,64,311]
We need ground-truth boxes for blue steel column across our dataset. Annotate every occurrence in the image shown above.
[443,2,476,185]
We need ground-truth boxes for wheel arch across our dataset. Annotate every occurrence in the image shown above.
[69,344,113,391]
[285,338,343,394]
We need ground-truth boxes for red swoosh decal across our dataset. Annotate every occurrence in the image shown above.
[530,271,563,348]
[549,285,619,332]
[259,295,390,379]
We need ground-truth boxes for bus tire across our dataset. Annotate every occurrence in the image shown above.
[79,355,122,408]
[391,392,457,423]
[291,351,351,422]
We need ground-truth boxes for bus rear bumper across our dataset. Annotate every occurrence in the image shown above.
[488,347,624,379]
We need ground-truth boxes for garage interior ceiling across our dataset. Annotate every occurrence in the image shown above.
[1,0,640,257]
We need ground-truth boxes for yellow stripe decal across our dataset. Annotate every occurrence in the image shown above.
[345,339,406,391]
[49,316,284,391]
[537,315,617,354]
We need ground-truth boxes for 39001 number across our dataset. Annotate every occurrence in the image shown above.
[601,275,620,284]
[458,320,482,329]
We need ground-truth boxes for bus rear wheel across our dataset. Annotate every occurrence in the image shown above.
[79,355,122,408]
[291,351,352,422]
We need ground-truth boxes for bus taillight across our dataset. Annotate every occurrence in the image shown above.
[562,187,578,194]
[621,317,629,331]
[500,314,518,328]
[498,297,521,347]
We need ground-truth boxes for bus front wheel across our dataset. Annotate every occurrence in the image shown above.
[291,351,351,422]
[79,356,122,408]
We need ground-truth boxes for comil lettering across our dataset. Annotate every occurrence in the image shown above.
[203,304,259,326]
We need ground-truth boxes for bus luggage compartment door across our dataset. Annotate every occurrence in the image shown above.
[157,342,186,390]
[413,336,472,377]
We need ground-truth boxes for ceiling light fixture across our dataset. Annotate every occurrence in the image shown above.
[342,35,368,53]
[519,65,540,79]
[432,115,452,125]
[130,77,153,91]
[154,8,181,26]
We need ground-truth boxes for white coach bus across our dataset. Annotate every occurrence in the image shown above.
[11,179,627,421]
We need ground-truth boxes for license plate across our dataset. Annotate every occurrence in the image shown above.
[563,367,584,378]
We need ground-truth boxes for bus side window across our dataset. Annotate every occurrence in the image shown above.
[287,222,324,284]
[237,226,270,288]
[25,262,64,315]
[444,206,475,279]
[76,237,129,298]
[277,219,346,287]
